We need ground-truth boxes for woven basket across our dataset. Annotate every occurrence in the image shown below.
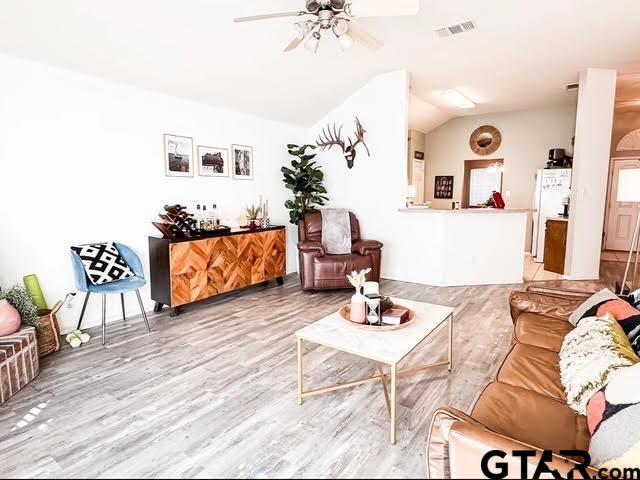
[36,300,63,357]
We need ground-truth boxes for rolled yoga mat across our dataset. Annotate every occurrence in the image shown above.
[23,274,48,310]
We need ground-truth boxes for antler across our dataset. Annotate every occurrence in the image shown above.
[316,124,346,152]
[349,117,371,157]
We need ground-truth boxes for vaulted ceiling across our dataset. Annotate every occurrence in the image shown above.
[0,0,639,131]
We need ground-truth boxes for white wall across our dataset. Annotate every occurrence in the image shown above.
[425,104,577,251]
[0,54,304,333]
[565,68,617,279]
[308,70,411,280]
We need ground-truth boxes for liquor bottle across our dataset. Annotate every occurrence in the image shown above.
[212,204,218,228]
[202,205,208,230]
[195,204,202,229]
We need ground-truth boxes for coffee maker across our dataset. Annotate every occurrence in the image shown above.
[547,149,572,169]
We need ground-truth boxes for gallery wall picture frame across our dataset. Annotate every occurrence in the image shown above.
[434,175,454,199]
[164,134,194,177]
[232,144,254,180]
[197,145,229,177]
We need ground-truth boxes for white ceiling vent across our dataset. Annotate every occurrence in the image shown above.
[435,20,476,38]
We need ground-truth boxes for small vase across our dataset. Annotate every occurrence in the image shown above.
[350,290,366,324]
[249,219,258,230]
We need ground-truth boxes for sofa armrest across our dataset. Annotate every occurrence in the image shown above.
[297,241,326,256]
[352,239,383,255]
[445,421,596,479]
[526,285,597,299]
[509,290,587,324]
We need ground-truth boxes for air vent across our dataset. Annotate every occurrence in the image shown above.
[566,83,579,91]
[435,20,476,38]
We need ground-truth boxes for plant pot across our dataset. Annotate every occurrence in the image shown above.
[249,219,258,230]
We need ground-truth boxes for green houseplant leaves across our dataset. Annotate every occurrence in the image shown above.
[282,144,329,225]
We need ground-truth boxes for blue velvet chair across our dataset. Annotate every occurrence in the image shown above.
[70,243,151,345]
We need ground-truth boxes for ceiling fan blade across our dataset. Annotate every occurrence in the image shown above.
[234,11,307,23]
[348,23,384,51]
[284,25,317,52]
[346,0,419,17]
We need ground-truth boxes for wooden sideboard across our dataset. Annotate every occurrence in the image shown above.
[149,226,286,315]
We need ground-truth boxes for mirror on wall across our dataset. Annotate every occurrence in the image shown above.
[470,125,502,156]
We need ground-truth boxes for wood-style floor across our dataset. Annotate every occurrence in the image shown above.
[0,262,624,479]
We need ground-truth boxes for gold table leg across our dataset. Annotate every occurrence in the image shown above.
[448,314,454,373]
[390,363,397,445]
[297,337,303,405]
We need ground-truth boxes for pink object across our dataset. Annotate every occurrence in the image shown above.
[0,300,21,336]
[350,294,367,324]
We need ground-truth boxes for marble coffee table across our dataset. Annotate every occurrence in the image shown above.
[294,297,454,444]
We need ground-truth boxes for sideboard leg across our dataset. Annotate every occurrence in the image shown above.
[276,276,284,286]
[153,302,164,313]
[170,307,182,317]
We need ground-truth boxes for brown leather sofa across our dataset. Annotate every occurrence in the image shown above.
[297,211,383,291]
[427,286,600,479]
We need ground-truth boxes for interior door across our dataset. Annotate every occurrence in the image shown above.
[412,159,425,204]
[605,158,640,251]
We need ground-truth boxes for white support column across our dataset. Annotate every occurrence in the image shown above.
[565,68,617,280]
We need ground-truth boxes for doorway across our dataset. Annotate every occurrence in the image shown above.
[604,157,640,251]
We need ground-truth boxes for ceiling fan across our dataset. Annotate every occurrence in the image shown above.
[233,0,419,53]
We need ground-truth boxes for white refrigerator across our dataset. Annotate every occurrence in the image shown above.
[532,169,572,263]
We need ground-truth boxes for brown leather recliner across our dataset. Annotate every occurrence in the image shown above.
[297,211,383,291]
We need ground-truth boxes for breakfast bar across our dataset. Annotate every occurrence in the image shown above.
[390,208,535,286]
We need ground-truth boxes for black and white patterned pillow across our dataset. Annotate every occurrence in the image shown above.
[71,242,135,285]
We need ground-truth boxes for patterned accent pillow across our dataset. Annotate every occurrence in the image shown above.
[559,313,639,414]
[587,364,640,467]
[597,299,640,354]
[71,242,135,285]
[568,288,618,326]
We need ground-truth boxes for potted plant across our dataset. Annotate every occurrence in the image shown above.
[245,204,262,230]
[281,144,329,226]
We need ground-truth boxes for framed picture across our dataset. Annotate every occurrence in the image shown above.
[197,145,229,177]
[164,134,193,177]
[414,151,425,160]
[434,175,454,199]
[232,144,253,180]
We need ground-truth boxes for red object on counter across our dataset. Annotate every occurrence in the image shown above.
[491,191,505,209]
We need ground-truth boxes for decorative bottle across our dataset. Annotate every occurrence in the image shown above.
[350,287,366,324]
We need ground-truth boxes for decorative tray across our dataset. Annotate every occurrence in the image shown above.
[339,304,416,332]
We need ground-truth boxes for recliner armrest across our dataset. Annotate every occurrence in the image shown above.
[352,239,383,255]
[297,241,326,256]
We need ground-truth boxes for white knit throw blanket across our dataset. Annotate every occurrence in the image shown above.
[559,314,636,415]
[321,208,351,255]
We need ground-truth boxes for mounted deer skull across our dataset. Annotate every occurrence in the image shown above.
[316,117,370,169]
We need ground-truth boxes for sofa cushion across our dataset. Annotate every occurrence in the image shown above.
[472,382,590,452]
[514,313,574,352]
[497,344,565,401]
[313,253,372,280]
[596,299,640,354]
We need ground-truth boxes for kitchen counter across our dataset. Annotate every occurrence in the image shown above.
[389,207,531,286]
[398,207,536,214]
[547,216,569,222]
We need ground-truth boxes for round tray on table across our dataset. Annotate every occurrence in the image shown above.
[338,304,416,331]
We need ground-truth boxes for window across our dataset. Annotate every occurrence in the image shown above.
[462,159,504,208]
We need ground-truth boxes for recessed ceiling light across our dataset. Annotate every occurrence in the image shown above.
[439,89,476,109]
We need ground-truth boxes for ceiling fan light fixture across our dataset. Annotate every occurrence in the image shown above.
[337,32,354,50]
[304,31,321,53]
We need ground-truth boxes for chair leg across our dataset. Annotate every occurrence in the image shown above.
[102,294,107,346]
[135,289,151,333]
[121,293,126,321]
[77,292,91,330]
